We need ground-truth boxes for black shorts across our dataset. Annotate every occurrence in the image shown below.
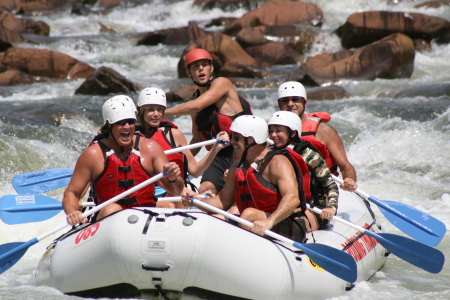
[201,146,234,191]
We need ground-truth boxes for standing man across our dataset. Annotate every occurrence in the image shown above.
[182,115,306,241]
[165,48,252,194]
[63,95,184,226]
[277,81,358,191]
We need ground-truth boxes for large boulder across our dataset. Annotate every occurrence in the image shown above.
[223,0,323,36]
[0,12,49,43]
[17,0,77,15]
[414,1,450,8]
[75,66,139,95]
[0,47,94,79]
[296,33,415,85]
[337,11,450,49]
[0,69,47,86]
[245,42,300,65]
[236,25,317,53]
[177,33,257,78]
[136,24,208,46]
[194,0,270,11]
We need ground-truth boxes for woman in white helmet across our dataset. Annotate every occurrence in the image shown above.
[63,95,184,225]
[182,115,307,242]
[268,111,339,231]
[136,87,229,203]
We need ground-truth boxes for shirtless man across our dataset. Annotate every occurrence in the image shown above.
[182,115,306,241]
[63,95,184,226]
[277,81,357,191]
[165,48,252,194]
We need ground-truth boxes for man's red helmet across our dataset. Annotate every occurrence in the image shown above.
[184,49,212,68]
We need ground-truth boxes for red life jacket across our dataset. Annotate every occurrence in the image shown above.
[193,78,253,150]
[141,120,186,179]
[284,147,313,202]
[301,112,338,175]
[233,149,305,214]
[93,135,156,208]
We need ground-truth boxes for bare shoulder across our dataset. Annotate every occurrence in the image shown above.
[139,137,163,152]
[316,122,341,144]
[211,76,233,87]
[171,128,188,147]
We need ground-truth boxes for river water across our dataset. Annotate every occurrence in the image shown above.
[0,0,449,299]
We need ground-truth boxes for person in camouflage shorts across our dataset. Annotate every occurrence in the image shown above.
[268,111,339,231]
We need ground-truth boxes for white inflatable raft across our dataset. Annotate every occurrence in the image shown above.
[35,189,388,299]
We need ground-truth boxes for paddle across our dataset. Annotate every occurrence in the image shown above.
[0,194,95,225]
[12,168,74,195]
[332,175,446,247]
[308,204,444,274]
[188,197,357,283]
[0,171,166,275]
[11,138,226,195]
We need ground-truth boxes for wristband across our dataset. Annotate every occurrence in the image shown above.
[167,177,178,183]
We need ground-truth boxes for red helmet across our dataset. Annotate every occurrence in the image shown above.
[184,48,212,68]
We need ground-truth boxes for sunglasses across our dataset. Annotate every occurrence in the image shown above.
[279,97,305,103]
[115,119,136,126]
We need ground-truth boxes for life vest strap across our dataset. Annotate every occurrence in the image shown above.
[117,197,137,206]
[119,166,132,172]
[118,179,134,187]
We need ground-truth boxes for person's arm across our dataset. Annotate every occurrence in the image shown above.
[301,147,339,217]
[164,78,232,116]
[316,122,358,191]
[63,147,98,225]
[182,161,238,212]
[255,155,300,231]
[140,138,184,195]
[174,129,229,177]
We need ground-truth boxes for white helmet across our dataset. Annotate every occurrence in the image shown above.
[137,87,166,108]
[102,95,137,124]
[268,111,301,132]
[230,115,268,144]
[278,81,307,101]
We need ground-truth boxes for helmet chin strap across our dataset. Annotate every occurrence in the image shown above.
[237,137,257,168]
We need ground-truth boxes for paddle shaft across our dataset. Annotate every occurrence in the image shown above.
[308,204,444,273]
[332,175,437,236]
[1,202,95,212]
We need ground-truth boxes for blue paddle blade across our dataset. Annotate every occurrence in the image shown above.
[0,194,63,225]
[0,238,38,274]
[372,232,445,274]
[12,168,73,194]
[374,198,446,247]
[294,242,357,283]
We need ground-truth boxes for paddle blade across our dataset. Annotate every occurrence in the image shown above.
[294,242,357,283]
[376,199,446,247]
[0,194,63,225]
[12,168,73,194]
[375,232,445,274]
[0,242,30,274]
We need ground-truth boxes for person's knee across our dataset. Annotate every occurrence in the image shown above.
[199,181,218,194]
[240,207,260,222]
[97,203,122,220]
[156,201,176,209]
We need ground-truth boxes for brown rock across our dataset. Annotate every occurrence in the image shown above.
[75,66,138,95]
[301,33,415,85]
[137,24,208,46]
[177,32,257,78]
[337,11,450,48]
[307,85,351,101]
[414,1,450,8]
[236,25,317,54]
[194,0,269,11]
[1,47,95,79]
[218,62,263,78]
[20,0,77,15]
[245,42,300,65]
[0,12,50,44]
[0,0,21,13]
[0,69,47,86]
[224,0,323,36]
